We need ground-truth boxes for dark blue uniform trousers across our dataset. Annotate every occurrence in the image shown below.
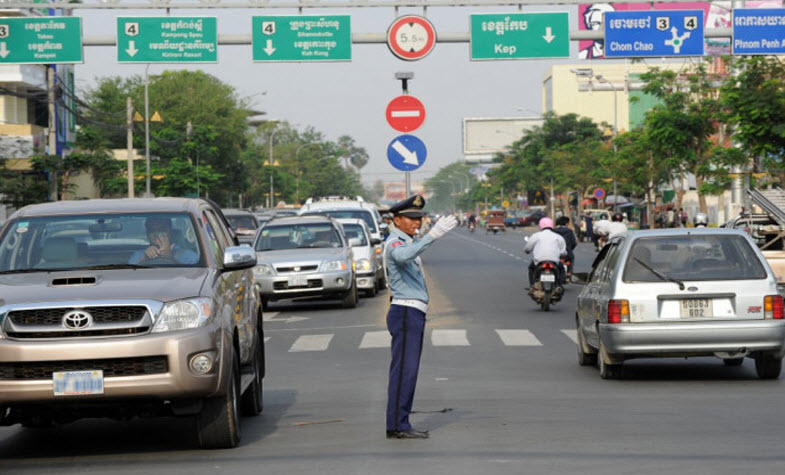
[386,304,426,431]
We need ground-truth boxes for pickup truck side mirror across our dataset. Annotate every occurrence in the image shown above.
[223,245,257,270]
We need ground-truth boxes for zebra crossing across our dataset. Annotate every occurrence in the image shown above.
[264,324,580,353]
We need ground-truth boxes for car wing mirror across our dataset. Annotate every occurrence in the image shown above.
[223,245,257,270]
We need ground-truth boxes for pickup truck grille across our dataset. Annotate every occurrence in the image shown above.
[0,356,168,380]
[9,306,147,326]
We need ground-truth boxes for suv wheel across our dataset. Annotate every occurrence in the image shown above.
[197,349,241,449]
[240,333,264,416]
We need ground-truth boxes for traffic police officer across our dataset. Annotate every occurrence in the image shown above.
[384,195,457,439]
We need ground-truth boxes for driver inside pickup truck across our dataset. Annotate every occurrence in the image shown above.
[129,217,198,265]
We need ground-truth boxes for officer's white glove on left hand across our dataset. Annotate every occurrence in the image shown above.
[428,215,457,240]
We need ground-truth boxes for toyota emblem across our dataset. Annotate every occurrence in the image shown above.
[62,310,93,330]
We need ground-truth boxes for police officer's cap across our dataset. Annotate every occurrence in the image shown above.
[390,195,426,218]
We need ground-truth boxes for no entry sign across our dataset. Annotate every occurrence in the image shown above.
[386,95,426,132]
[386,15,436,61]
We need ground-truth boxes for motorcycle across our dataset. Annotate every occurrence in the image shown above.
[468,221,476,233]
[529,261,564,311]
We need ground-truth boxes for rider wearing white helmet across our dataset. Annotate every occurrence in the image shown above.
[694,212,709,228]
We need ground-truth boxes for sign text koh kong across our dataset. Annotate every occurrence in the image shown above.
[0,17,82,64]
[117,17,218,63]
[253,16,351,62]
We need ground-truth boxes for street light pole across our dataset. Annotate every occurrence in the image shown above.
[144,64,152,198]
[596,74,619,212]
[268,128,279,208]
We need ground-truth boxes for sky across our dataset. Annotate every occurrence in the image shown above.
[73,4,584,187]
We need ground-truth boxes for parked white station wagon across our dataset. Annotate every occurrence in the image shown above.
[575,228,785,380]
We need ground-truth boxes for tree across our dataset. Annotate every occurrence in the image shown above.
[640,61,745,213]
[425,162,474,212]
[547,139,610,217]
[721,56,785,185]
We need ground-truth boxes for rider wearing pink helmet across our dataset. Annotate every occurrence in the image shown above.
[524,216,567,288]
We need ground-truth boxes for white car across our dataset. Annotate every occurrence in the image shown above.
[336,218,384,297]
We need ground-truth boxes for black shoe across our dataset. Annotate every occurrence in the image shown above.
[386,428,429,439]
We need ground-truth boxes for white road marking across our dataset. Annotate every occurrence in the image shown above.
[262,311,280,322]
[431,329,470,346]
[359,331,391,349]
[289,334,333,352]
[561,329,579,344]
[495,329,542,346]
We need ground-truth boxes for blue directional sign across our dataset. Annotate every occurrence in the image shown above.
[604,10,704,58]
[387,135,427,172]
[733,9,785,55]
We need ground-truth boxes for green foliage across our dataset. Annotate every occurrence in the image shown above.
[0,162,48,208]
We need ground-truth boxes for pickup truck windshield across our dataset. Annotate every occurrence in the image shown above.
[0,212,205,272]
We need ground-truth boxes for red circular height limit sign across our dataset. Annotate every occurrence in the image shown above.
[386,15,436,61]
[386,95,426,132]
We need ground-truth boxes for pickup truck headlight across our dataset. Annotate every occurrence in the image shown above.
[253,263,274,277]
[152,298,212,333]
[321,259,348,272]
[355,258,372,271]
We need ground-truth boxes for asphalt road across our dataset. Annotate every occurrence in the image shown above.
[2,226,785,474]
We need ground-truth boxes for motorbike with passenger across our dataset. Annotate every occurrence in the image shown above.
[524,217,567,311]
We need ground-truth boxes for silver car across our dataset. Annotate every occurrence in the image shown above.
[336,218,384,297]
[252,215,358,308]
[576,228,785,379]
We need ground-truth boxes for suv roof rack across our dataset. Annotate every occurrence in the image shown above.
[304,196,365,205]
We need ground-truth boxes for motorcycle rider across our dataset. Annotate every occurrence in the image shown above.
[594,212,628,248]
[553,216,578,280]
[694,212,709,228]
[467,213,477,232]
[524,217,567,290]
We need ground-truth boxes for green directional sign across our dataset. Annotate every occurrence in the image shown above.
[117,17,217,63]
[470,12,569,60]
[0,17,82,64]
[252,16,351,62]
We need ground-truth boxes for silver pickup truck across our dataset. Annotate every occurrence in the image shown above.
[0,198,262,449]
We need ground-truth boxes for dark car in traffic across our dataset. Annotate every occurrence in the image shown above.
[518,210,547,227]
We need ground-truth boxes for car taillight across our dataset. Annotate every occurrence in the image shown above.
[608,299,629,324]
[764,295,784,319]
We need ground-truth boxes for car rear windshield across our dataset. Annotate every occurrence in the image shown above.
[226,215,257,231]
[342,223,368,246]
[623,235,767,282]
[256,223,343,251]
[302,210,377,232]
[0,212,205,272]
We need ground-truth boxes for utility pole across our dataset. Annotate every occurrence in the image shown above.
[47,65,58,201]
[395,71,413,197]
[126,97,135,198]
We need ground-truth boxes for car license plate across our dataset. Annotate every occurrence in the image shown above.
[540,274,556,282]
[680,298,713,318]
[288,275,308,287]
[53,370,104,396]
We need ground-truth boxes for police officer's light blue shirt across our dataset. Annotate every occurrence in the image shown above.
[385,227,435,305]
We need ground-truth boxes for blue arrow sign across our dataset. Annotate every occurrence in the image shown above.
[604,10,704,58]
[387,135,427,172]
[733,9,785,55]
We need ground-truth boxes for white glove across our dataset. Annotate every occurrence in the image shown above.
[428,215,457,240]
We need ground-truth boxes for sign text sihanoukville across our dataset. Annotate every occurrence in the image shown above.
[117,17,218,63]
[252,16,351,62]
[0,17,83,64]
